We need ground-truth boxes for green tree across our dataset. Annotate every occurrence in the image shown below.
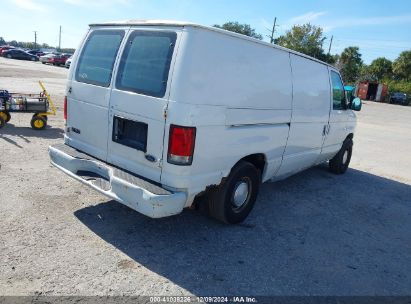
[0,37,6,45]
[8,40,18,47]
[393,50,411,81]
[213,21,263,40]
[274,23,329,61]
[339,46,363,84]
[368,57,392,81]
[359,65,376,82]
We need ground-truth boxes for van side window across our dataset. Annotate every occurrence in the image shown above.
[75,30,124,87]
[116,31,177,98]
[331,71,346,110]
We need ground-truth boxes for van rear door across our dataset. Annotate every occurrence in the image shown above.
[67,28,126,161]
[107,29,179,183]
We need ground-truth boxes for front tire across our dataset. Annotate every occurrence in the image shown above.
[208,161,261,224]
[329,138,353,174]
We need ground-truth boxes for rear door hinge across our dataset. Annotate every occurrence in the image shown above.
[163,108,168,119]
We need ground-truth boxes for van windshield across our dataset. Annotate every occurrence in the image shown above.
[75,30,125,87]
[116,31,177,98]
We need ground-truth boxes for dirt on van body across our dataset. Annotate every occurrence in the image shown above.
[1,57,411,296]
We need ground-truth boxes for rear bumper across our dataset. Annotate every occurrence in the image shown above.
[48,144,187,218]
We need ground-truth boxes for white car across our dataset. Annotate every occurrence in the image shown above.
[48,20,361,224]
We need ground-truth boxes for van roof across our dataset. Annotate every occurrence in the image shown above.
[89,19,334,68]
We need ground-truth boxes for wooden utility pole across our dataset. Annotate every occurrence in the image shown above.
[270,17,277,44]
[34,31,37,50]
[328,35,333,54]
[58,26,62,51]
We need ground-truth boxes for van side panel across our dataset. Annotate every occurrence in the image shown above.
[275,54,331,178]
[162,27,293,203]
[169,27,292,110]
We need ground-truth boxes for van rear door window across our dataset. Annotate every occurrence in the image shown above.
[75,30,125,87]
[116,31,177,98]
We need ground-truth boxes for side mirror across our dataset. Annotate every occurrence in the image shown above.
[344,90,355,110]
[351,97,362,111]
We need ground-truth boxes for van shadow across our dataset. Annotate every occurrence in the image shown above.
[74,166,411,296]
[0,123,64,148]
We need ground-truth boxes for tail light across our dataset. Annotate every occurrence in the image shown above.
[63,96,67,121]
[167,125,196,166]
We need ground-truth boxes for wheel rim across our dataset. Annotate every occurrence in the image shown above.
[231,178,251,210]
[342,150,348,164]
[34,119,44,128]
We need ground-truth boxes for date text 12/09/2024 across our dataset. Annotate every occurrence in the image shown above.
[149,296,258,303]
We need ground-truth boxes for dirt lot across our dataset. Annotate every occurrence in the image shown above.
[1,57,411,296]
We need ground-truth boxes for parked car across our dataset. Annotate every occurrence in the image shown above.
[2,49,39,61]
[27,50,45,57]
[65,56,72,69]
[0,46,15,55]
[39,53,55,63]
[40,53,68,66]
[61,53,71,62]
[390,92,409,105]
[48,20,362,224]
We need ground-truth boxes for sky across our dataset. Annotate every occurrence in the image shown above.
[1,0,411,64]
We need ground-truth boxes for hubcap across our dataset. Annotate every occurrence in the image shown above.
[34,119,44,128]
[342,150,348,164]
[232,180,250,209]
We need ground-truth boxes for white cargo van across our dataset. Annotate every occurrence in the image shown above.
[49,20,362,224]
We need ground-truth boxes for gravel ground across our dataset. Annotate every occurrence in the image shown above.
[0,57,410,296]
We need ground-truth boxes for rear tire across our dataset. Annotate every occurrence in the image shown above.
[208,161,261,224]
[30,116,47,130]
[329,139,353,174]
